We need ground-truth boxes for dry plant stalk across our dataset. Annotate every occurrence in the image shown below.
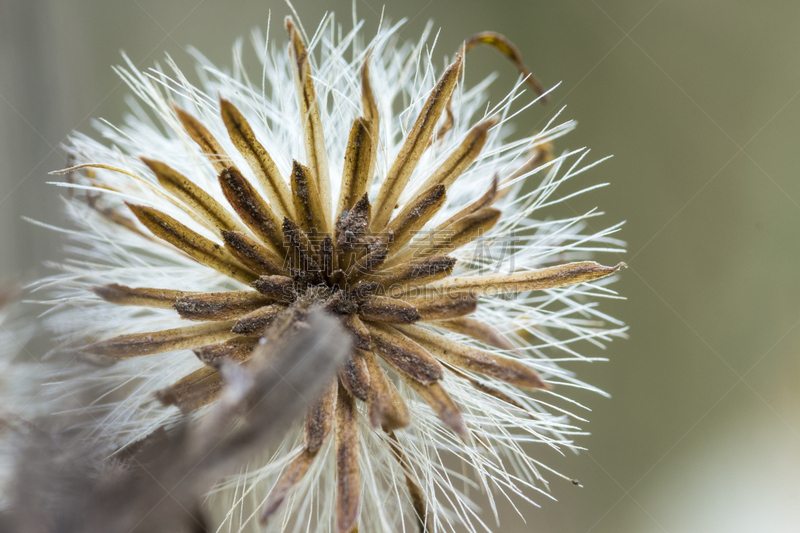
[1,310,350,533]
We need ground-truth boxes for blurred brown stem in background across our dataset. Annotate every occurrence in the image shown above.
[0,308,350,533]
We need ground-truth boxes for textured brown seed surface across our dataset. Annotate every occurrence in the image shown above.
[93,284,197,309]
[414,117,497,194]
[394,368,466,438]
[172,104,231,172]
[398,324,547,389]
[436,174,498,231]
[304,380,337,453]
[141,157,244,235]
[231,304,285,335]
[127,203,257,284]
[371,56,463,231]
[421,261,626,298]
[385,207,500,269]
[367,323,443,384]
[384,185,446,257]
[193,337,258,367]
[84,320,238,358]
[338,117,375,218]
[221,230,287,276]
[360,56,380,189]
[219,97,295,219]
[155,365,222,412]
[261,449,317,523]
[361,348,410,430]
[377,256,458,297]
[290,160,329,236]
[358,295,421,324]
[413,295,478,321]
[251,275,297,302]
[174,291,273,321]
[340,314,372,350]
[218,167,285,251]
[339,350,370,401]
[286,17,332,226]
[335,385,360,533]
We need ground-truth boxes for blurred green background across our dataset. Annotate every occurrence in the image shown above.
[2,1,800,531]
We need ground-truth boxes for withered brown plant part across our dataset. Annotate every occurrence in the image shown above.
[0,310,349,533]
[54,17,626,533]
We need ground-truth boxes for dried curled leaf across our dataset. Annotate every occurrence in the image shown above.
[460,32,547,100]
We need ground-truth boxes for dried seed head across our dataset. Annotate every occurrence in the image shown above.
[30,12,626,533]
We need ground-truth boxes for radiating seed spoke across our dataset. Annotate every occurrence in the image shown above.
[335,384,360,533]
[172,104,232,173]
[398,324,547,389]
[371,56,463,231]
[174,290,274,321]
[231,303,286,335]
[384,185,446,258]
[219,167,285,251]
[93,284,198,309]
[338,117,375,219]
[358,295,421,324]
[429,316,515,351]
[418,261,626,298]
[286,17,332,227]
[366,323,443,384]
[339,350,370,401]
[84,320,238,358]
[385,207,500,269]
[194,337,259,367]
[361,348,409,430]
[291,160,329,236]
[412,295,478,321]
[127,203,257,284]
[141,157,246,236]
[155,365,222,412]
[221,230,288,276]
[219,97,295,219]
